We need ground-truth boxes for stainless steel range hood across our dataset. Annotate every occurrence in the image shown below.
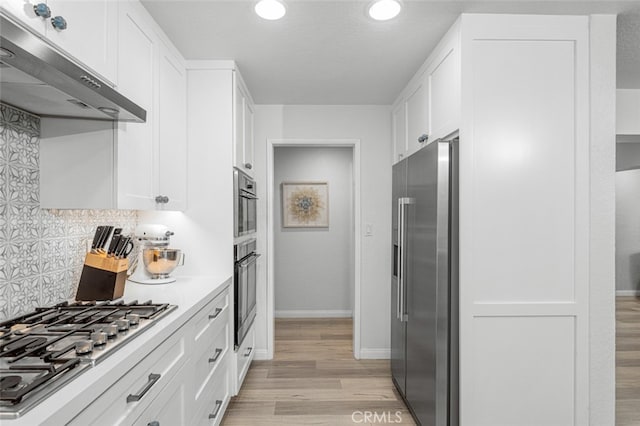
[0,14,146,122]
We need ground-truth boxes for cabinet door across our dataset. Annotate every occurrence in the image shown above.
[45,0,117,85]
[116,1,155,210]
[427,38,460,141]
[243,100,254,172]
[234,82,245,172]
[157,42,187,211]
[392,101,407,164]
[405,74,430,155]
[1,0,46,34]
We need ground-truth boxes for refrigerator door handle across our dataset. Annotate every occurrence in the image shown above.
[399,197,413,322]
[397,199,402,320]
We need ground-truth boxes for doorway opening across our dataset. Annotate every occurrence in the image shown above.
[266,139,361,360]
[614,140,640,426]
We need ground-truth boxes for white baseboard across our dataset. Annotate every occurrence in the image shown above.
[359,348,390,359]
[253,348,270,360]
[275,310,353,318]
[616,290,640,296]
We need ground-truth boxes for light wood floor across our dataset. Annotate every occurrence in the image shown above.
[222,318,416,425]
[617,296,640,426]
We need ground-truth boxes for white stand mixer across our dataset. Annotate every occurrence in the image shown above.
[128,224,183,284]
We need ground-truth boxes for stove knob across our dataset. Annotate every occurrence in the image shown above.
[75,340,93,355]
[104,324,118,338]
[126,313,140,326]
[91,331,108,346]
[116,319,130,331]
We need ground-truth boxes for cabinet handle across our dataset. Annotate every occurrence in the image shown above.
[208,348,223,363]
[244,163,253,170]
[418,134,429,143]
[148,422,160,426]
[126,373,161,403]
[244,347,253,357]
[155,195,170,204]
[33,3,51,18]
[208,307,222,320]
[208,400,223,419]
[51,16,67,31]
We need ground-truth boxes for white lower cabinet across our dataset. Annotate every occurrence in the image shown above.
[69,328,187,426]
[233,323,255,395]
[68,285,232,425]
[133,362,189,426]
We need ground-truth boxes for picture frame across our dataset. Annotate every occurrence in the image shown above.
[281,182,329,228]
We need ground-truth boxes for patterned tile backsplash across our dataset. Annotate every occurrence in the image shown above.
[0,103,138,321]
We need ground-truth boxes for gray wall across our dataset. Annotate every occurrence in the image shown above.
[274,146,353,316]
[616,140,640,171]
[616,168,640,294]
[0,103,137,320]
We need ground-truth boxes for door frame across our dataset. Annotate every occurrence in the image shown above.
[266,138,362,359]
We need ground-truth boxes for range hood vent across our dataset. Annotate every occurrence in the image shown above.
[0,14,146,122]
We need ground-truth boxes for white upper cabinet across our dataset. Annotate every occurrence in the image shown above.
[392,22,461,164]
[405,74,430,154]
[392,101,407,163]
[40,0,187,211]
[44,0,118,84]
[156,39,187,211]
[1,0,117,85]
[116,0,155,210]
[234,73,255,177]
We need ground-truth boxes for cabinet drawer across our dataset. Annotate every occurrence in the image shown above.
[192,365,230,426]
[132,362,189,426]
[236,324,255,392]
[69,330,187,426]
[194,320,230,404]
[192,287,230,346]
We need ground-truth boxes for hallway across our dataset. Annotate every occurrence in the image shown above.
[617,296,640,425]
[222,318,415,425]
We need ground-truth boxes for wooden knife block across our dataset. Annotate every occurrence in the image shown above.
[76,252,129,301]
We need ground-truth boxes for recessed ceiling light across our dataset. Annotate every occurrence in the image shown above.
[255,0,286,20]
[368,0,402,21]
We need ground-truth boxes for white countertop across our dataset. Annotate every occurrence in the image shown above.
[6,273,232,426]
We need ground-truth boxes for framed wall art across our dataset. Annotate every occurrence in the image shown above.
[281,182,329,228]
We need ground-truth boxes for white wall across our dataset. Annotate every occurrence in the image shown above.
[273,147,353,316]
[616,169,640,295]
[253,105,392,358]
[617,142,640,171]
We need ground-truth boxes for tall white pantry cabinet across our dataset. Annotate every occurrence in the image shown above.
[393,14,616,425]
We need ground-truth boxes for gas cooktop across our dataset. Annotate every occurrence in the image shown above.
[0,300,177,419]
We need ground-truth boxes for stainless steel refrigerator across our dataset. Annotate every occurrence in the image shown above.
[391,139,459,426]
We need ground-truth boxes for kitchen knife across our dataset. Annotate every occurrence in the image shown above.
[91,226,105,251]
[98,226,114,251]
[113,236,128,258]
[107,228,122,256]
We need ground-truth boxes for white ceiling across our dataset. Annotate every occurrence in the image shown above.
[142,0,640,104]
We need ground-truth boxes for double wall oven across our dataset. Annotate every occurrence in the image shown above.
[233,168,258,348]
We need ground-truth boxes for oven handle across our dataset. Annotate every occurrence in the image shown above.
[239,253,261,268]
[240,190,258,199]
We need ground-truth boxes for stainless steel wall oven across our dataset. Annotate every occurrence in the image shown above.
[233,168,257,238]
[234,238,259,348]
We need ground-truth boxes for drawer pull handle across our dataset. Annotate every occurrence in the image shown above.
[127,373,161,403]
[244,347,253,357]
[208,399,223,419]
[148,422,160,426]
[208,348,223,363]
[208,307,223,320]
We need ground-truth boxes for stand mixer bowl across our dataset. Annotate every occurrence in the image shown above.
[142,248,183,278]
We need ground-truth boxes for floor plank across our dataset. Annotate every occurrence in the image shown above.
[222,318,416,425]
[617,296,640,426]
